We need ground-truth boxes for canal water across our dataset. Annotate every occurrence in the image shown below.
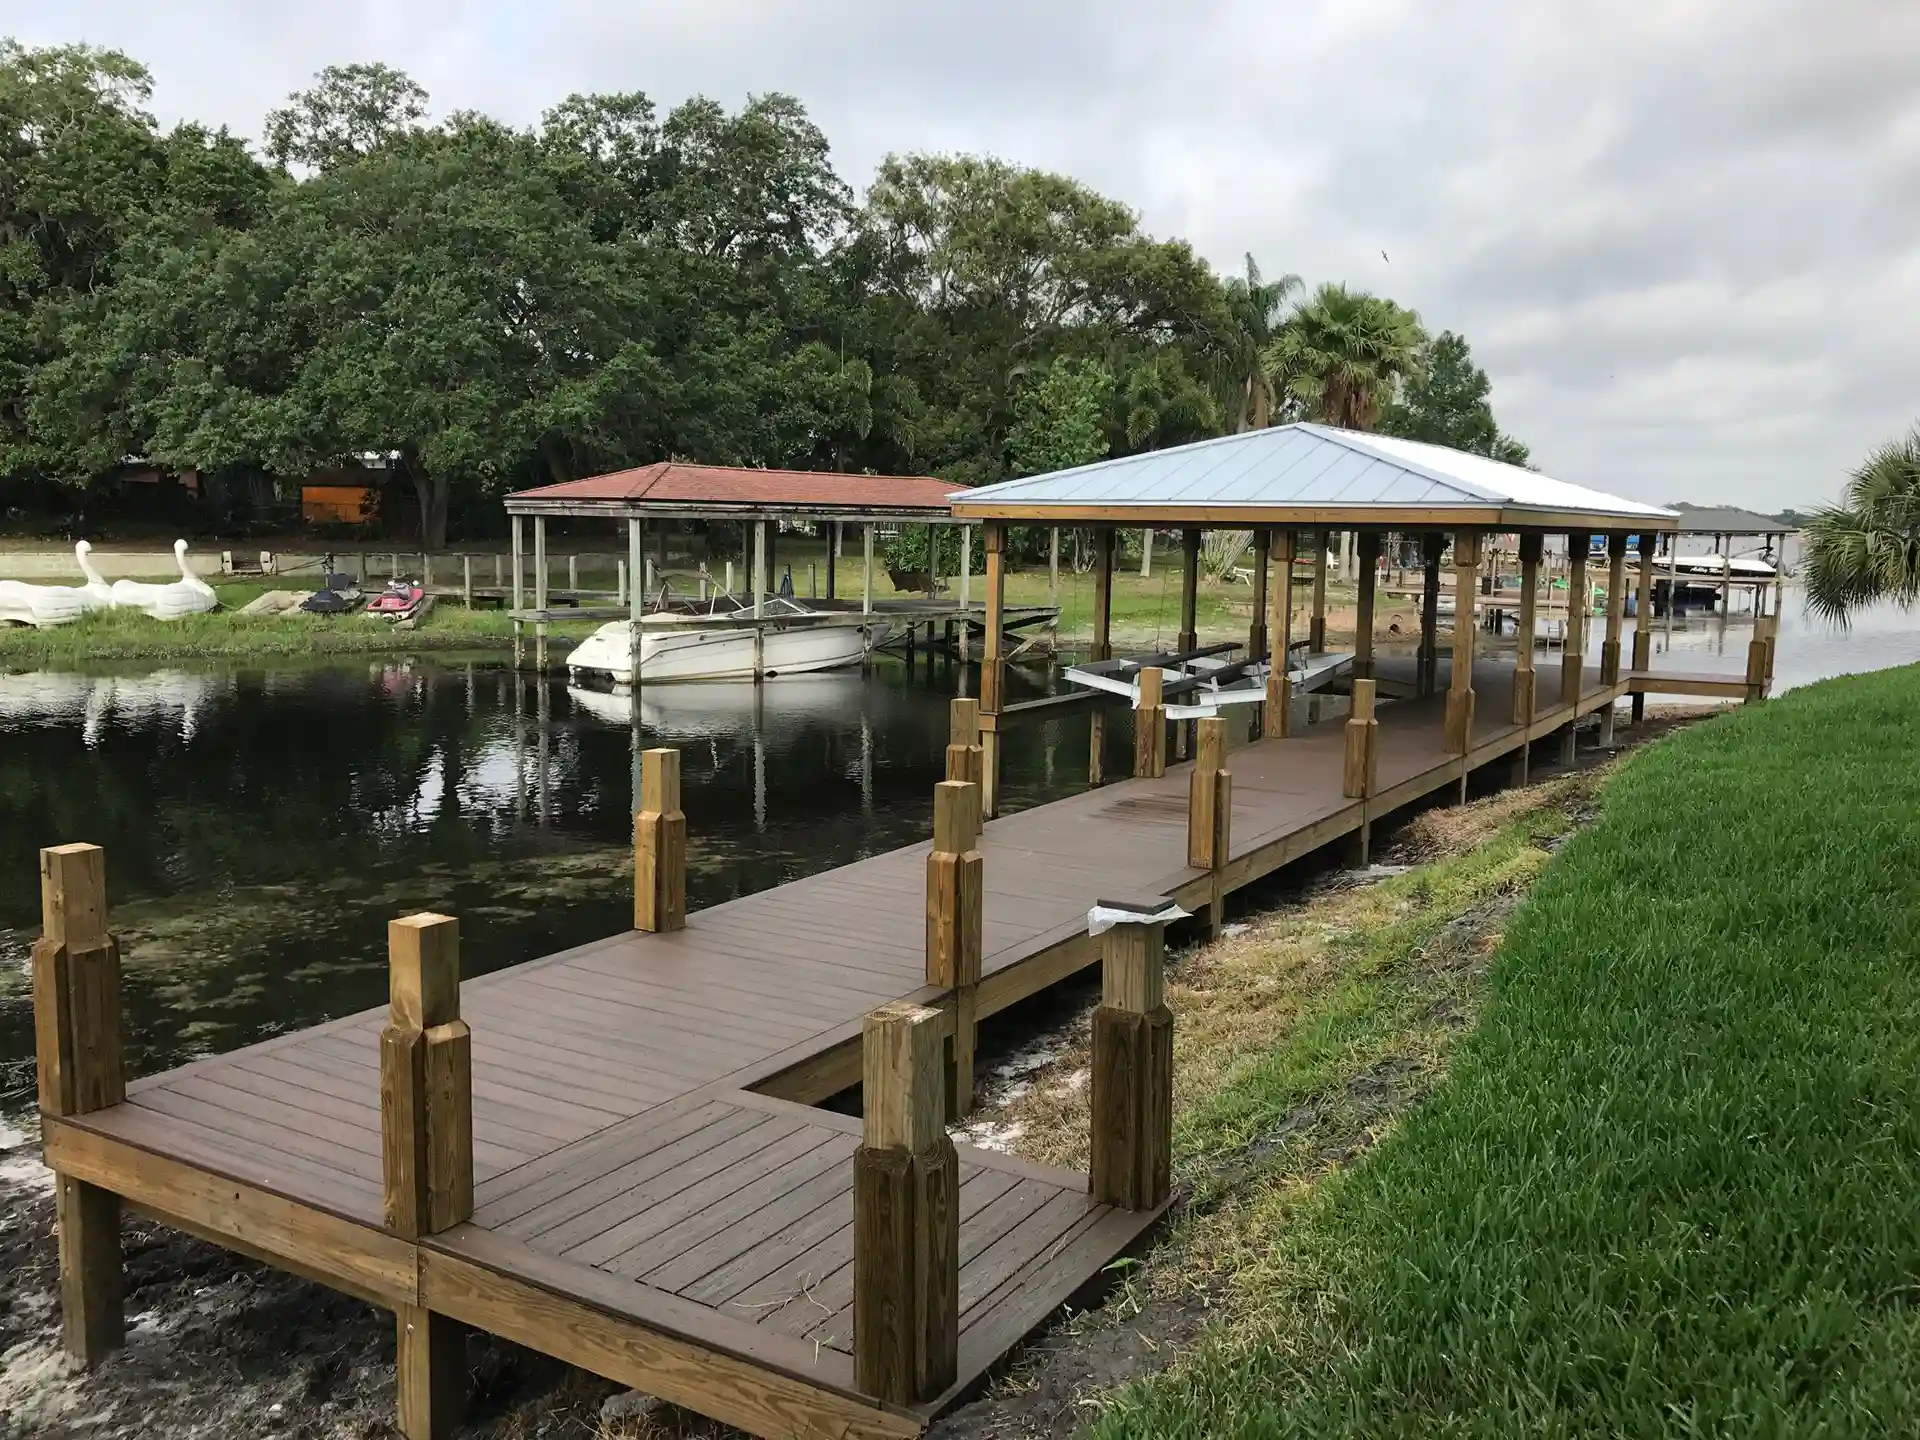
[3,589,1916,1117]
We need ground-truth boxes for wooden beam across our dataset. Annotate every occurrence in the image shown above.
[855,1003,958,1405]
[1343,679,1378,801]
[34,843,124,1366]
[1090,911,1173,1212]
[1089,528,1115,787]
[1601,532,1628,685]
[1354,531,1380,680]
[925,781,983,1116]
[1132,665,1166,779]
[1177,528,1200,653]
[945,698,984,788]
[1265,530,1295,735]
[1308,528,1329,652]
[1444,531,1481,756]
[1514,534,1541,726]
[980,522,1006,819]
[635,747,687,933]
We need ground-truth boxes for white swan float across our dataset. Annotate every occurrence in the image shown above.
[107,540,218,620]
[0,539,218,626]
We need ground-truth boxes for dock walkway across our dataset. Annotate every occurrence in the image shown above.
[38,655,1732,1438]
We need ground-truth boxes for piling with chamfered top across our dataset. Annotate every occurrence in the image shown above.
[946,698,984,789]
[854,1002,959,1404]
[1264,531,1296,736]
[34,843,125,1366]
[1133,665,1167,778]
[1089,904,1174,1212]
[1443,531,1482,756]
[379,912,473,1439]
[1343,679,1379,801]
[926,779,983,1115]
[634,748,686,933]
[1745,614,1779,702]
[1188,716,1232,937]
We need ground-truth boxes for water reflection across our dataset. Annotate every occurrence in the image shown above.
[0,651,1103,1104]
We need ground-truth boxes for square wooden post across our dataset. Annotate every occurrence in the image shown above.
[1177,528,1201,653]
[1188,717,1231,936]
[1560,534,1590,765]
[1601,532,1628,685]
[946,698,984,788]
[380,912,472,1440]
[34,843,125,1367]
[1417,533,1444,695]
[1247,529,1271,737]
[1133,665,1166,778]
[1632,531,1657,722]
[1265,531,1295,737]
[1308,528,1329,652]
[634,748,686,933]
[1088,528,1115,786]
[1344,679,1379,865]
[927,780,983,1116]
[1444,531,1481,756]
[1514,534,1542,726]
[510,514,524,670]
[1089,905,1174,1212]
[533,515,549,675]
[1354,531,1379,680]
[980,522,1006,818]
[854,1003,959,1404]
[1745,614,1774,702]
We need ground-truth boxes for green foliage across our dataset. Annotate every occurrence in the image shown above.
[1803,426,1920,621]
[262,62,427,171]
[1097,666,1920,1436]
[1263,282,1428,430]
[1220,254,1301,431]
[1380,330,1530,463]
[1009,356,1113,477]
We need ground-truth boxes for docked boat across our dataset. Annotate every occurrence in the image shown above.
[568,595,892,685]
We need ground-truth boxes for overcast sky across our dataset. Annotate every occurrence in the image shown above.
[9,0,1915,510]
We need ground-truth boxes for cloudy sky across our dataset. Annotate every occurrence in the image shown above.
[10,0,1916,509]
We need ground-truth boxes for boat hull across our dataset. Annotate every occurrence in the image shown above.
[568,617,890,684]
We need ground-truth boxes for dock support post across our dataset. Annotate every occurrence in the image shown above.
[1344,678,1378,862]
[1514,534,1541,727]
[1417,533,1443,695]
[1354,531,1379,681]
[947,698,984,788]
[752,521,767,678]
[1601,532,1627,685]
[1444,531,1481,762]
[1133,664,1166,779]
[1049,527,1060,606]
[634,748,686,933]
[862,524,874,617]
[380,913,472,1439]
[1178,528,1200,653]
[1265,531,1295,737]
[826,524,837,600]
[1188,717,1231,937]
[1089,528,1115,786]
[533,515,549,675]
[510,515,524,670]
[926,780,983,1116]
[34,843,125,1367]
[1089,906,1173,1212]
[855,1003,959,1404]
[1247,530,1271,737]
[1745,615,1774,702]
[1632,531,1657,722]
[1308,528,1329,652]
[1560,534,1590,766]
[980,522,1006,819]
[462,554,472,609]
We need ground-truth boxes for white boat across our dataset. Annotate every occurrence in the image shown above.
[106,539,217,620]
[1062,644,1354,720]
[0,578,90,628]
[568,596,892,684]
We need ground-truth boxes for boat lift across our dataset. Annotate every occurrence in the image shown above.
[1063,641,1355,720]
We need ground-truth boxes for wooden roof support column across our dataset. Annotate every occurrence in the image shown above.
[980,522,1006,819]
[1561,535,1590,709]
[1417,533,1444,696]
[926,780,983,1116]
[1308,528,1330,652]
[1264,531,1296,737]
[1090,905,1173,1212]
[510,514,525,671]
[946,698,984,788]
[855,1002,959,1404]
[1444,532,1481,757]
[1601,532,1628,686]
[1632,532,1657,726]
[1089,527,1116,787]
[34,843,124,1367]
[1188,717,1232,937]
[533,514,549,675]
[1354,531,1380,681]
[1514,535,1542,727]
[1133,664,1166,778]
[1247,529,1272,739]
[1177,528,1201,654]
[381,912,473,1439]
[635,748,686,933]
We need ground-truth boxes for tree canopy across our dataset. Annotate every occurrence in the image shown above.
[0,43,1531,545]
[1803,428,1920,621]
[1381,331,1531,464]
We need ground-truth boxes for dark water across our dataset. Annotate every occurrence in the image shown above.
[0,651,1112,1114]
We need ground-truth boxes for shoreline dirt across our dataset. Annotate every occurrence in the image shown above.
[0,709,1715,1440]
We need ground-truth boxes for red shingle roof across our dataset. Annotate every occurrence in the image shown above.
[509,463,957,512]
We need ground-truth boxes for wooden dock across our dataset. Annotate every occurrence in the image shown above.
[28,645,1766,1439]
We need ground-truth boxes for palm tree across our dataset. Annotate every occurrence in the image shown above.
[1221,255,1301,431]
[1803,427,1920,621]
[1262,282,1428,431]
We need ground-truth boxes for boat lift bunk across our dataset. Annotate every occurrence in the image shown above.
[1064,641,1354,720]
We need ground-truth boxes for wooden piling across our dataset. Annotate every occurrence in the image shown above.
[1089,907,1173,1212]
[946,698,984,789]
[1265,531,1295,736]
[1187,717,1231,871]
[1514,534,1542,725]
[854,1002,959,1404]
[379,912,471,1437]
[1444,531,1481,755]
[1308,528,1329,652]
[1417,533,1443,695]
[1561,535,1590,709]
[1354,531,1380,680]
[926,780,984,1116]
[1745,615,1774,702]
[1133,665,1166,779]
[634,748,687,933]
[1601,532,1628,685]
[34,843,124,1366]
[1089,528,1115,786]
[980,522,1006,819]
[1343,679,1378,801]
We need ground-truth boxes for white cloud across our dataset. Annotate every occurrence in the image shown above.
[10,0,1917,507]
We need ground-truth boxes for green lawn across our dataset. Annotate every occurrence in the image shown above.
[1096,664,1920,1437]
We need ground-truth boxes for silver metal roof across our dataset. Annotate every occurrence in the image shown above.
[948,423,1676,527]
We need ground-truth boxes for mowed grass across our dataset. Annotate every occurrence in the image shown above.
[1095,664,1920,1437]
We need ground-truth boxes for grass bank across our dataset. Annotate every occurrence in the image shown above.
[0,583,599,666]
[1091,665,1920,1437]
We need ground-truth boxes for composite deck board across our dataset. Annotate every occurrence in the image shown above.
[64,653,1715,1432]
